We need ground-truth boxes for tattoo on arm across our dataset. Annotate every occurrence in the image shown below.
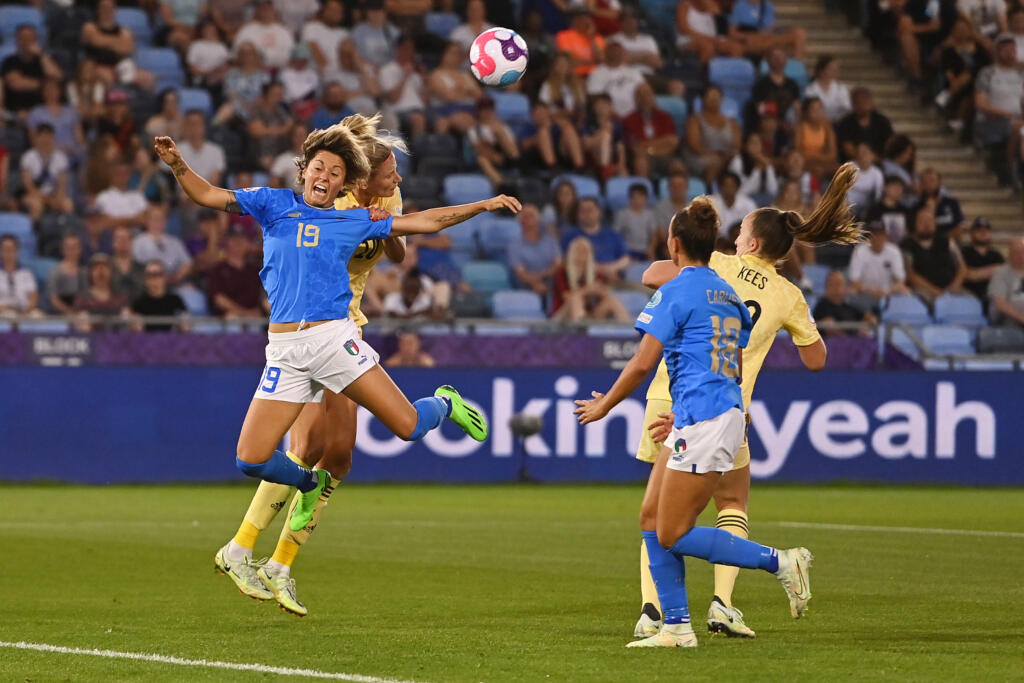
[225,191,241,214]
[171,162,186,178]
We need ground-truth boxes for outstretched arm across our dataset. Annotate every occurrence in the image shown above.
[153,136,241,213]
[390,195,522,236]
[574,333,664,425]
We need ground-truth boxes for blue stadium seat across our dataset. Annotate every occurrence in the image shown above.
[922,324,975,356]
[0,6,46,44]
[135,48,184,87]
[551,174,601,204]
[178,87,213,118]
[933,294,986,328]
[881,295,932,325]
[709,57,757,109]
[605,176,655,211]
[25,257,58,287]
[625,262,648,284]
[176,287,209,316]
[692,95,741,121]
[116,7,152,45]
[0,211,33,240]
[489,90,531,128]
[889,326,922,360]
[461,260,511,295]
[447,213,483,254]
[401,175,440,202]
[478,216,521,259]
[977,326,1024,353]
[802,264,830,294]
[424,11,460,39]
[615,290,652,318]
[443,173,492,205]
[655,95,688,132]
[492,290,545,320]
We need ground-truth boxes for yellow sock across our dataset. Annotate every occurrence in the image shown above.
[713,508,749,608]
[272,476,338,568]
[230,453,303,550]
[640,541,662,619]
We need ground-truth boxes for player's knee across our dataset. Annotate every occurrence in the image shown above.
[639,503,658,530]
[656,527,682,550]
[319,446,353,480]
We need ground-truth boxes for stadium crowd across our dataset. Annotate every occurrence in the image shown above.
[0,0,1022,354]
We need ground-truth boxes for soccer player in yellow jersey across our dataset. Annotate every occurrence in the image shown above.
[214,115,408,616]
[633,163,863,639]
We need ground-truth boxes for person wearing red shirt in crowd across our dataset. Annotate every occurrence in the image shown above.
[206,225,268,318]
[556,10,606,76]
[622,81,679,177]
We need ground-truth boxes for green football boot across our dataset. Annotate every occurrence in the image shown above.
[435,385,488,442]
[288,469,330,532]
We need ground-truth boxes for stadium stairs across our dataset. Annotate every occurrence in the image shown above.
[777,0,1022,245]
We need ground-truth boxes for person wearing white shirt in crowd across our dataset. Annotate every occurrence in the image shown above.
[187,19,231,88]
[131,204,192,286]
[711,170,758,236]
[379,35,427,136]
[273,0,319,35]
[19,123,74,221]
[0,235,40,317]
[804,55,852,121]
[94,159,148,229]
[177,110,226,187]
[233,0,295,69]
[609,9,662,74]
[323,40,379,115]
[351,1,400,68]
[958,0,1008,43]
[383,269,436,319]
[846,143,885,216]
[848,221,908,300]
[449,0,494,51]
[586,42,646,118]
[270,124,307,187]
[278,43,320,105]
[727,131,778,202]
[301,0,349,72]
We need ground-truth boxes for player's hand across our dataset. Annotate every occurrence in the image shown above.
[369,207,391,221]
[482,194,522,214]
[153,136,182,167]
[574,391,608,425]
[648,411,673,443]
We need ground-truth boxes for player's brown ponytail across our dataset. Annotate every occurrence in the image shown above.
[670,196,720,263]
[750,162,864,261]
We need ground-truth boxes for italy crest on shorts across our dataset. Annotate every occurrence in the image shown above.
[674,438,686,453]
[344,339,359,356]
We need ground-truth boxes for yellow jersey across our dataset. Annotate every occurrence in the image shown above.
[334,188,403,327]
[646,251,821,408]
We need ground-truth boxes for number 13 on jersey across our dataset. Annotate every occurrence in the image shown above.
[710,315,741,377]
[296,222,320,247]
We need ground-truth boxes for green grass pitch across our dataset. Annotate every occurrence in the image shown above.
[1,484,1022,682]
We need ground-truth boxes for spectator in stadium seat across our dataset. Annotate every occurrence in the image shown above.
[73,253,130,330]
[27,79,84,161]
[96,88,139,159]
[233,0,294,70]
[157,0,204,53]
[428,42,481,135]
[278,44,320,107]
[654,171,690,232]
[1008,7,1024,57]
[145,89,185,140]
[94,159,149,229]
[131,259,188,332]
[0,234,40,317]
[804,56,852,121]
[509,203,562,298]
[881,133,919,191]
[187,209,228,273]
[974,34,1024,146]
[676,0,744,63]
[308,82,353,132]
[934,17,992,136]
[901,203,967,302]
[866,175,914,243]
[2,24,63,115]
[186,19,232,90]
[727,0,807,59]
[130,147,173,206]
[685,85,740,183]
[384,268,437,319]
[727,132,779,205]
[847,143,885,217]
[324,39,378,115]
[378,37,427,139]
[177,110,227,190]
[450,0,494,51]
[215,42,272,124]
[751,48,801,126]
[67,59,107,133]
[273,0,319,34]
[248,82,292,169]
[915,167,966,238]
[386,331,436,367]
[779,149,821,206]
[540,53,586,118]
[961,216,1005,304]
[561,196,630,281]
[520,9,557,74]
[795,97,838,180]
[109,225,146,300]
[301,0,349,72]
[80,0,133,87]
[47,233,86,315]
[520,101,586,173]
[541,180,580,234]
[958,0,1007,46]
[270,123,307,188]
[988,237,1024,326]
[836,87,894,162]
[754,104,790,165]
[897,0,959,88]
[711,170,758,237]
[588,0,624,36]
[613,183,658,260]
[586,42,646,119]
[20,123,74,222]
[207,225,268,318]
[556,9,606,77]
[351,0,401,68]
[551,236,631,322]
[849,221,909,301]
[609,8,662,74]
[132,205,193,286]
[581,94,627,179]
[468,98,520,186]
[623,81,679,177]
[813,270,876,336]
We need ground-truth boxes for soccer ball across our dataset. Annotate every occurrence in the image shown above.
[469,28,529,88]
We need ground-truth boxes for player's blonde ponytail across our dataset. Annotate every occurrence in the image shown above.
[340,113,410,171]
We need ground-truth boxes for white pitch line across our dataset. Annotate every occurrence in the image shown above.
[0,641,424,683]
[767,521,1024,539]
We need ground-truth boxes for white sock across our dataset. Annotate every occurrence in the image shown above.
[264,559,290,577]
[663,622,694,636]
[226,540,252,562]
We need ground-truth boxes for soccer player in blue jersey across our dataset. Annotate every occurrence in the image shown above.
[575,197,813,648]
[153,123,519,536]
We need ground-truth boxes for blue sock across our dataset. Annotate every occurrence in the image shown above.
[669,526,779,572]
[642,531,690,625]
[235,450,319,492]
[405,396,451,441]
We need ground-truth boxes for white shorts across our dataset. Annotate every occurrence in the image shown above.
[663,407,745,475]
[253,319,379,404]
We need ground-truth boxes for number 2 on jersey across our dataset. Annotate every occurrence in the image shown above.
[709,315,741,377]
[296,222,320,247]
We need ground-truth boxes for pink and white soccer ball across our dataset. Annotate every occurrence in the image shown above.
[469,28,529,87]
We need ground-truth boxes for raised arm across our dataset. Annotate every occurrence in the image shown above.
[642,259,680,288]
[153,136,241,213]
[390,195,522,236]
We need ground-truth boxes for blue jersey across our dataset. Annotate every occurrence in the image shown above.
[234,187,393,324]
[635,266,753,428]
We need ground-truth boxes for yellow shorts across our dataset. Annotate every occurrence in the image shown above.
[635,398,750,470]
